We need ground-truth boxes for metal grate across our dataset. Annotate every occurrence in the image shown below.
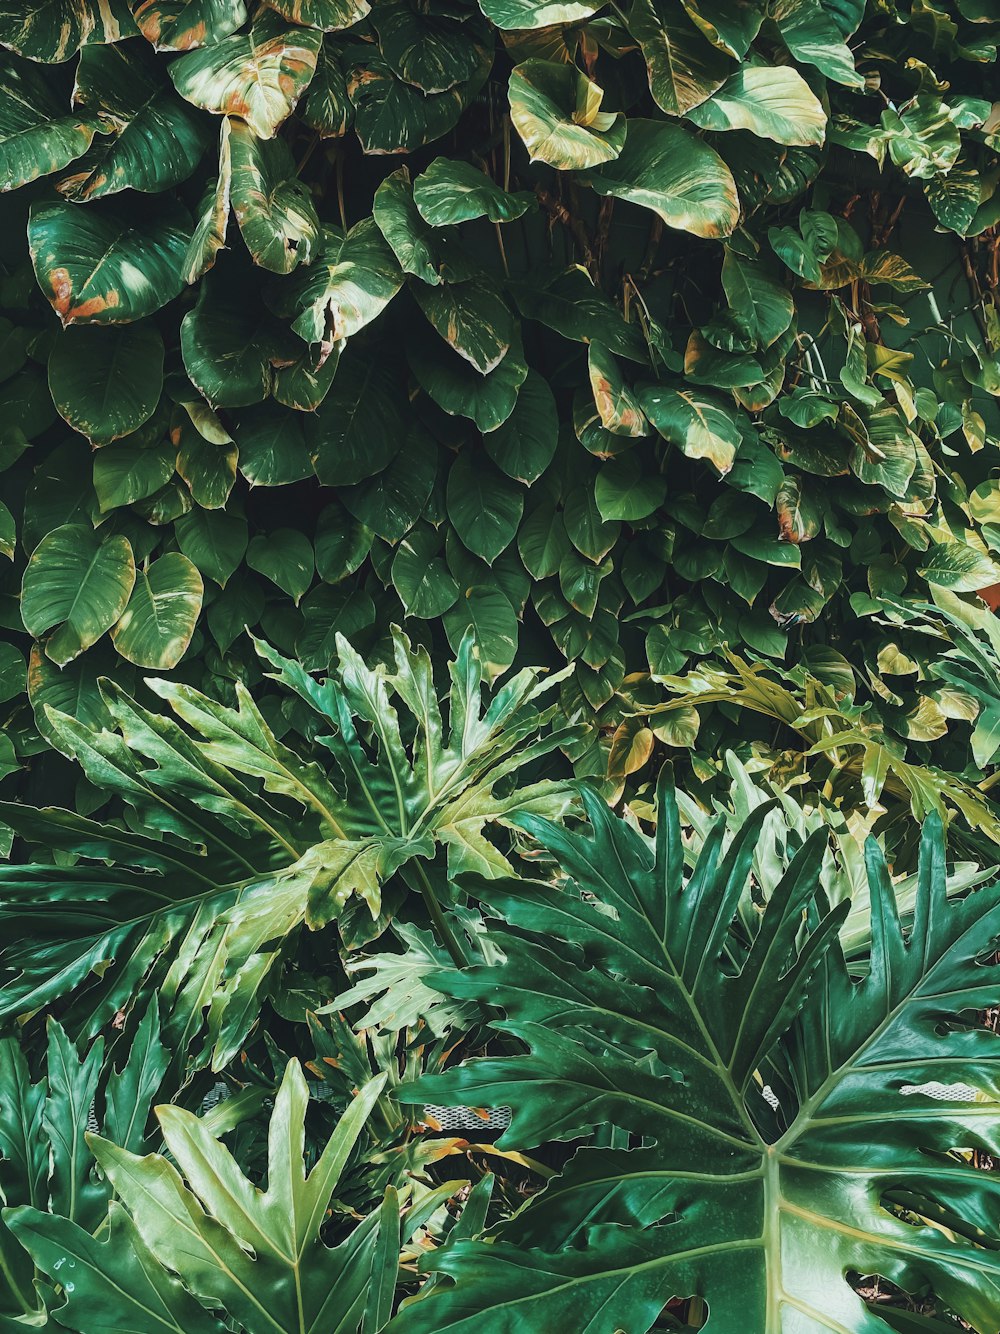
[422,1103,512,1132]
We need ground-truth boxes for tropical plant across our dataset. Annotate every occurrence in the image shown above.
[394,771,1000,1331]
[0,0,997,786]
[1,1047,473,1334]
[0,629,575,1073]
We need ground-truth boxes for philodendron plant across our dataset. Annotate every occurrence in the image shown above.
[0,629,577,1074]
[393,770,1000,1332]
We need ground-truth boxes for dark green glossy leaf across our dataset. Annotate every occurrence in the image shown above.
[59,39,211,200]
[49,324,165,444]
[0,56,98,191]
[29,199,190,326]
[22,524,136,666]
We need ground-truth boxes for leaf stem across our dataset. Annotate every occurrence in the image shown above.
[407,861,468,968]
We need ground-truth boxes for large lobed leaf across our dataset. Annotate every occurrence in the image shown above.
[395,772,1000,1332]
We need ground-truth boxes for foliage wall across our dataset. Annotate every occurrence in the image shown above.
[1,0,1000,1330]
[0,0,997,815]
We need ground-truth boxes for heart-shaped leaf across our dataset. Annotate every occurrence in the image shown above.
[413,158,534,226]
[687,65,827,146]
[585,119,739,238]
[629,0,733,117]
[509,60,625,170]
[48,324,165,443]
[111,552,204,668]
[229,118,319,273]
[29,199,190,325]
[170,12,321,138]
[22,524,136,666]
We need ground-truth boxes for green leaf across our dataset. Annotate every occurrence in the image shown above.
[342,423,437,542]
[398,787,1000,1333]
[271,219,404,359]
[679,0,762,57]
[638,383,741,474]
[721,250,794,349]
[391,523,459,619]
[443,585,519,678]
[483,370,558,484]
[0,56,98,192]
[413,280,514,375]
[595,453,666,521]
[181,271,285,408]
[128,0,247,51]
[29,199,190,326]
[512,265,647,363]
[22,524,136,667]
[447,451,524,565]
[94,438,176,512]
[410,326,528,432]
[175,508,247,586]
[509,60,625,170]
[585,119,739,238]
[183,118,232,284]
[264,0,369,31]
[687,66,827,146]
[9,1202,226,1334]
[0,1,138,62]
[307,351,404,486]
[629,0,733,117]
[247,529,314,603]
[373,0,489,93]
[347,44,491,154]
[925,161,982,236]
[588,342,648,436]
[919,541,1000,593]
[49,324,165,444]
[413,158,534,226]
[300,36,353,136]
[772,0,864,87]
[373,167,442,285]
[228,117,320,274]
[174,418,237,509]
[111,552,203,669]
[59,39,210,200]
[478,0,599,27]
[88,1063,390,1333]
[170,12,321,139]
[315,501,372,583]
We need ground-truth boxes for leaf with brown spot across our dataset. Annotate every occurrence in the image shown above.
[268,218,404,361]
[29,198,191,326]
[58,38,211,200]
[0,0,137,63]
[129,0,246,50]
[0,56,99,192]
[228,117,320,274]
[170,10,321,139]
[587,342,649,437]
[412,278,514,375]
[263,0,369,31]
[183,117,233,284]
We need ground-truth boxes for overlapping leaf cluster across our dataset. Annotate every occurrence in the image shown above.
[0,0,997,799]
